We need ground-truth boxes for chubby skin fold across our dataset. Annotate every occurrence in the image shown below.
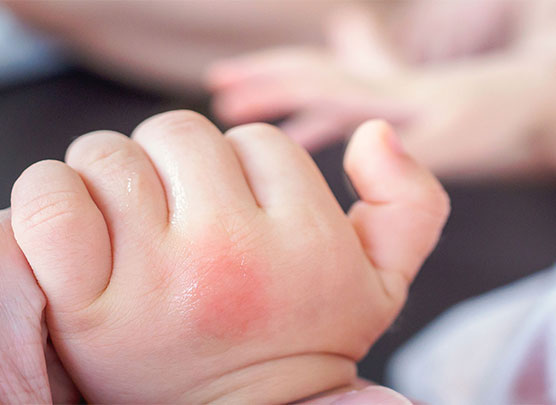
[10,111,449,404]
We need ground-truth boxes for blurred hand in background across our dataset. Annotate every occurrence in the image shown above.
[208,1,556,181]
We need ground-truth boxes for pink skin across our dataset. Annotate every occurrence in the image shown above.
[190,252,270,340]
[0,209,80,404]
[0,207,411,403]
[10,112,448,403]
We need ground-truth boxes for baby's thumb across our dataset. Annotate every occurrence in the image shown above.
[344,121,450,303]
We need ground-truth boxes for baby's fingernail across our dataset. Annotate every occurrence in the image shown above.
[331,386,412,405]
[385,130,406,156]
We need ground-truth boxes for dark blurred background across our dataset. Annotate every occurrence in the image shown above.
[1,69,555,384]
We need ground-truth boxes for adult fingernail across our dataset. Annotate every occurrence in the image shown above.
[331,386,412,405]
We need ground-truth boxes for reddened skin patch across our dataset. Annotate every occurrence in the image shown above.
[193,253,269,341]
[167,236,271,343]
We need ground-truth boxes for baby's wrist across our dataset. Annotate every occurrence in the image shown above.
[179,353,357,404]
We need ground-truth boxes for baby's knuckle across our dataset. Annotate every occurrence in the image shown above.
[67,130,125,161]
[135,110,213,140]
[227,122,284,141]
[240,122,281,134]
[84,143,141,176]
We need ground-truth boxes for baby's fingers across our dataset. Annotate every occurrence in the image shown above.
[344,121,450,302]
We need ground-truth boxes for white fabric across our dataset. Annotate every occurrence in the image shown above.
[0,6,66,86]
[387,265,556,405]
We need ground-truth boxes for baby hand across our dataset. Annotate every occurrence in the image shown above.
[11,112,448,403]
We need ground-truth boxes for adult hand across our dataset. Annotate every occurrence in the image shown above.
[0,209,80,404]
[207,1,556,180]
[207,46,414,151]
